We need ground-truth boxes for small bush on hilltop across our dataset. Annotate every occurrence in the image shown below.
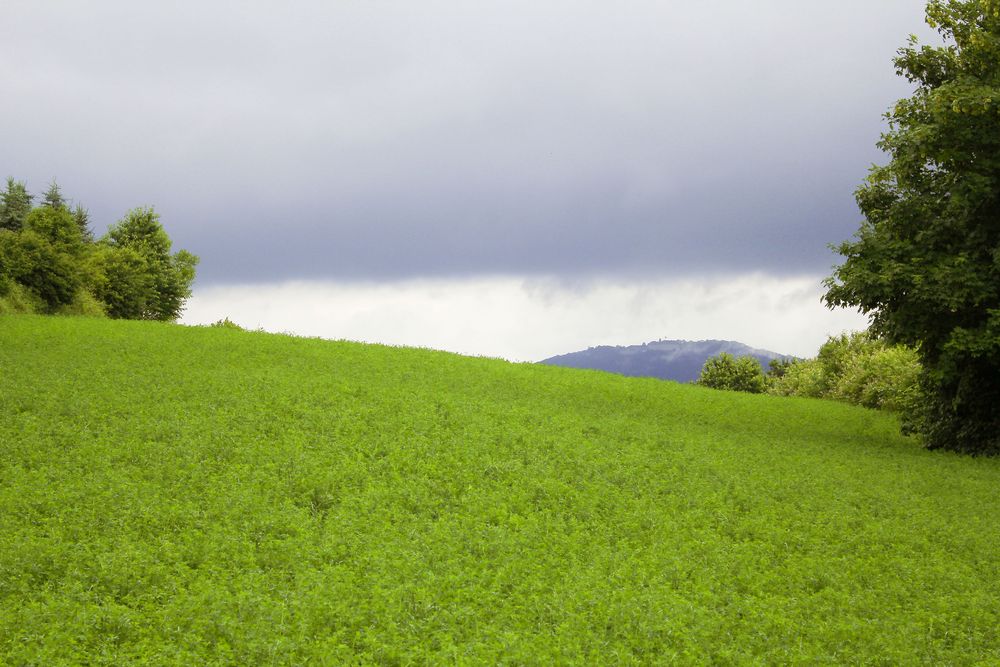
[210,317,244,330]
[697,352,767,393]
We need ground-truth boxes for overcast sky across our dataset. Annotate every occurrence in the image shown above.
[3,1,936,359]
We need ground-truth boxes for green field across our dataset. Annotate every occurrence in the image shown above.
[2,315,999,664]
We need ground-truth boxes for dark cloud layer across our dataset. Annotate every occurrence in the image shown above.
[2,1,934,284]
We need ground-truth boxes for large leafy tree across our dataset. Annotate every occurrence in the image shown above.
[88,245,154,319]
[1,207,87,310]
[98,207,198,320]
[824,0,1000,454]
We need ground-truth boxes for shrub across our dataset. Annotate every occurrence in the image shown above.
[54,289,107,317]
[768,359,825,398]
[0,281,42,315]
[697,353,767,393]
[210,317,244,331]
[769,331,922,413]
[830,344,922,413]
[766,357,795,379]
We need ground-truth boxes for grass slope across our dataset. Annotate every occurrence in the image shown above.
[2,315,999,664]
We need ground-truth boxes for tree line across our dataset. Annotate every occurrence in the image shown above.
[0,178,197,320]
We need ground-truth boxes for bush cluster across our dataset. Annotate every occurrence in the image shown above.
[698,332,922,414]
[0,178,197,320]
[768,332,922,413]
[696,352,768,393]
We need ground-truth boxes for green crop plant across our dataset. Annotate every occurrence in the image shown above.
[2,315,999,664]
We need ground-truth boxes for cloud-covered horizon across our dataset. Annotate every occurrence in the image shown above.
[181,273,869,362]
[2,1,935,285]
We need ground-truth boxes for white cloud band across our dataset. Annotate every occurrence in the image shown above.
[181,274,868,362]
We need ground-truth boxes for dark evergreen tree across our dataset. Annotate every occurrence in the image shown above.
[41,180,67,209]
[72,205,93,243]
[0,178,33,232]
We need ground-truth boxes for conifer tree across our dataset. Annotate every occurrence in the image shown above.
[0,178,33,232]
[41,180,67,209]
[72,205,93,243]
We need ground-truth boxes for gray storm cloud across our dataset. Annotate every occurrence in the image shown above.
[2,1,934,284]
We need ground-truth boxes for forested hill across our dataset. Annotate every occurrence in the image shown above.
[539,339,792,383]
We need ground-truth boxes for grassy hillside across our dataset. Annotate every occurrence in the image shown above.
[2,315,999,664]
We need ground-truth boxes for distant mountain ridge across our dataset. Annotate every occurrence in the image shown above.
[539,339,792,383]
